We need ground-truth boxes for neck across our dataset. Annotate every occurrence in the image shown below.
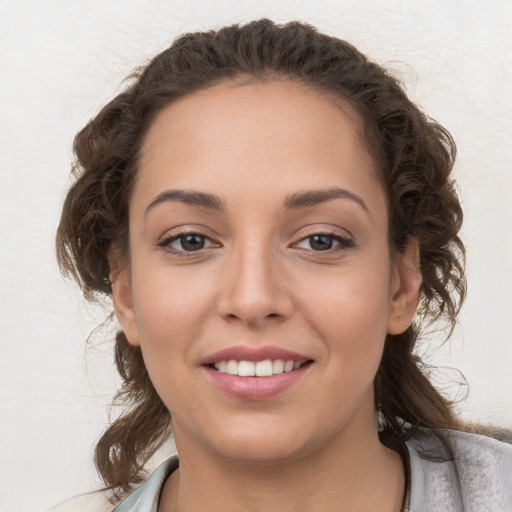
[159,420,405,512]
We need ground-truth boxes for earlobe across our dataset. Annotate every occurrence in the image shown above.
[109,257,141,347]
[387,240,422,335]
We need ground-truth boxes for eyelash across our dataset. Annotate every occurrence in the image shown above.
[293,233,354,252]
[158,232,219,255]
[157,231,354,255]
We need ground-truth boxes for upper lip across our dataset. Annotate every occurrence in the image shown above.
[202,345,311,365]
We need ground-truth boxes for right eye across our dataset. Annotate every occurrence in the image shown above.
[160,233,217,253]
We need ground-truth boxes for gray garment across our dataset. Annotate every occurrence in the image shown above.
[405,429,512,511]
[111,429,512,512]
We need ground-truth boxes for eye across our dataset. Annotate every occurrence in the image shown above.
[160,233,217,253]
[295,234,353,251]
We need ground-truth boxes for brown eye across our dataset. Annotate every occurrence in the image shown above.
[308,235,334,251]
[179,234,206,251]
[160,233,217,253]
[172,234,207,251]
[295,234,353,252]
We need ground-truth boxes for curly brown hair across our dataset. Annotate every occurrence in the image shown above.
[56,19,468,496]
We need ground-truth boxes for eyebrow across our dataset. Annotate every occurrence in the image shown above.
[145,186,368,216]
[284,188,369,213]
[145,189,225,215]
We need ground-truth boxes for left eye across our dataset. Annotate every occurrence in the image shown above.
[165,233,215,252]
[295,234,351,251]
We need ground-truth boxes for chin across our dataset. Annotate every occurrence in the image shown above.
[214,438,308,466]
[199,415,321,466]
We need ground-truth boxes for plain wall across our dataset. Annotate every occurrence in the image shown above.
[1,1,511,510]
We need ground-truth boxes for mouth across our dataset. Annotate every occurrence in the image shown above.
[201,346,314,399]
[207,359,314,377]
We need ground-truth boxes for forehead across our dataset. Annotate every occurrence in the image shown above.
[135,80,383,213]
[141,79,367,161]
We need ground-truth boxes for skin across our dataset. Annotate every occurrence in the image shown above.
[112,80,421,511]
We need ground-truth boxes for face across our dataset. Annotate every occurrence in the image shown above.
[113,80,420,465]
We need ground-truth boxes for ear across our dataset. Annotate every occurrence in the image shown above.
[109,252,141,347]
[387,240,422,335]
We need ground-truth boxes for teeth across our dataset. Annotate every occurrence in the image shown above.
[238,360,256,377]
[272,359,284,374]
[213,359,307,377]
[226,360,238,375]
[255,360,273,377]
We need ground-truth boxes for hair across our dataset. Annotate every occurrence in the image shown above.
[57,19,470,497]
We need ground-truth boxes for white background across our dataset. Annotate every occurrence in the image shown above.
[1,1,511,510]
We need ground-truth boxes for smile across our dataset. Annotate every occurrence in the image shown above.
[212,359,309,377]
[202,346,314,399]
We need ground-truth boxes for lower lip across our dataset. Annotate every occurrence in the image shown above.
[203,364,311,400]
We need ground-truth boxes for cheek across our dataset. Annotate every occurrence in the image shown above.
[301,264,392,336]
[129,269,215,391]
[297,263,391,380]
[132,263,215,337]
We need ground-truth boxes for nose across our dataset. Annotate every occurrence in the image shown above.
[217,243,294,327]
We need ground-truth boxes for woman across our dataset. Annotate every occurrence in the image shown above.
[55,19,511,512]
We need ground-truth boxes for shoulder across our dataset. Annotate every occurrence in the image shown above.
[406,428,512,512]
[444,428,512,463]
[50,457,179,512]
[111,457,179,512]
